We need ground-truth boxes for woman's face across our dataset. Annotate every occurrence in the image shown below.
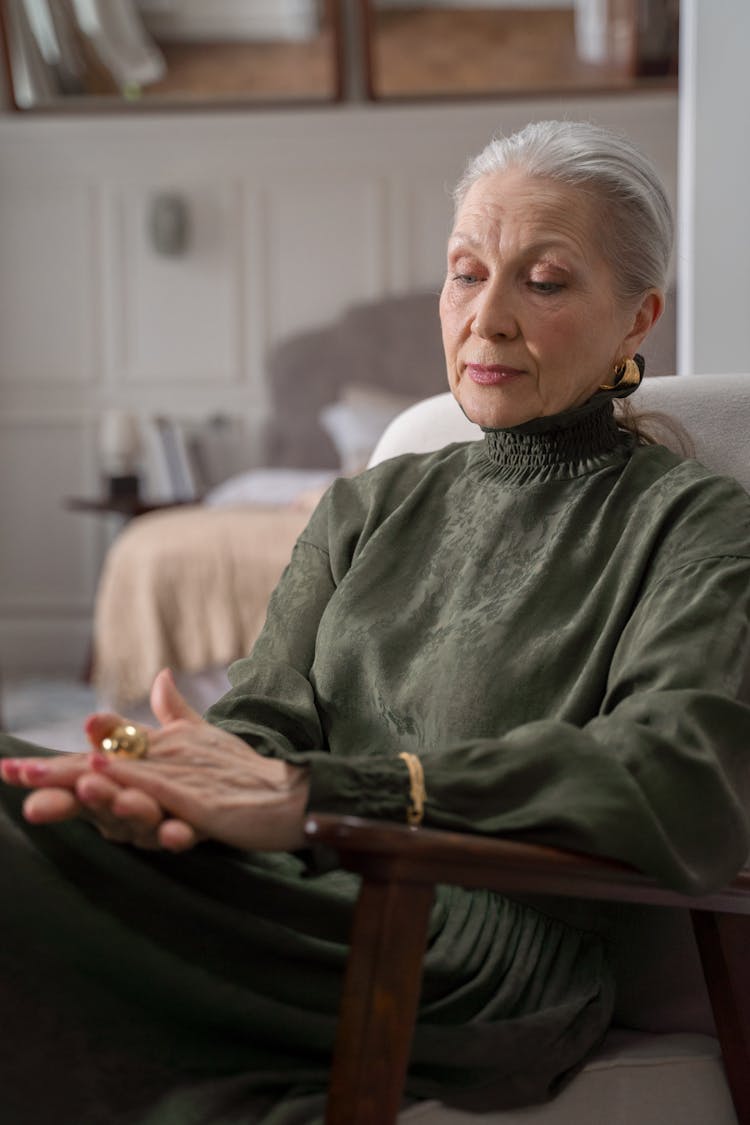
[439,168,661,430]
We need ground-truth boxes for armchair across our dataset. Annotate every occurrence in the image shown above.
[305,374,750,1125]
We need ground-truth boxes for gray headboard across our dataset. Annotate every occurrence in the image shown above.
[263,291,447,468]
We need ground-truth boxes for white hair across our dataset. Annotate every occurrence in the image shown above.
[454,120,673,302]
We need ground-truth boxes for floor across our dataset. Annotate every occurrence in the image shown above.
[1,676,99,753]
[1,667,231,754]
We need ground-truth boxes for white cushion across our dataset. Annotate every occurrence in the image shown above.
[370,374,750,495]
[637,372,750,492]
[398,1032,736,1124]
[369,393,479,467]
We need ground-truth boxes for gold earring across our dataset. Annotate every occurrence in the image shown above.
[600,356,641,391]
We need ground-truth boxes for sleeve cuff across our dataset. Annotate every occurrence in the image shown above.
[307,752,411,822]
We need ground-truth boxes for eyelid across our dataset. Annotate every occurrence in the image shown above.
[527,281,564,297]
[451,272,481,286]
[448,250,486,283]
[529,262,571,279]
[449,251,483,269]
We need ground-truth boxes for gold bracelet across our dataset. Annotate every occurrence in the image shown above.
[398,752,426,827]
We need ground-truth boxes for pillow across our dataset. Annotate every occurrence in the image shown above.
[204,468,336,508]
[319,384,419,474]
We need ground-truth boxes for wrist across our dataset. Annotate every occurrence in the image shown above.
[277,762,311,850]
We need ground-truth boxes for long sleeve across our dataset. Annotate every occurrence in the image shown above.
[309,549,750,894]
[207,435,750,896]
[204,537,335,759]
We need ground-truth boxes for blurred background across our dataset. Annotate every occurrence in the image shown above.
[0,1,746,739]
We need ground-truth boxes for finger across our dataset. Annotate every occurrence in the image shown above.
[90,752,182,809]
[23,787,83,824]
[83,711,129,749]
[3,752,91,789]
[22,784,132,846]
[0,759,21,784]
[110,786,163,830]
[77,775,164,847]
[90,752,204,833]
[150,668,202,728]
[73,773,133,842]
[76,773,159,821]
[76,771,122,808]
[158,818,200,853]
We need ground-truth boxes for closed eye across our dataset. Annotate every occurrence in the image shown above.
[528,280,563,294]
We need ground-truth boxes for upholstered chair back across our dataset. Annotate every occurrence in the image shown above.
[368,372,750,1125]
[371,373,750,494]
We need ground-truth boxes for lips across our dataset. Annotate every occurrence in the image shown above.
[465,363,525,386]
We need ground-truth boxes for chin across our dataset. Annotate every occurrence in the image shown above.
[455,382,534,430]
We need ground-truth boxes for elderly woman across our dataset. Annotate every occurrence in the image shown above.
[2,120,750,1124]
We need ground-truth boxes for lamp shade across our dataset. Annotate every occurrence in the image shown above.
[99,409,140,475]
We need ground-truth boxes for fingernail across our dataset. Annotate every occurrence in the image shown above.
[77,781,100,806]
[90,751,109,771]
[1,760,19,782]
[26,763,48,782]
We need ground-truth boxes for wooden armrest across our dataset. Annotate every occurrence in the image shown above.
[306,814,750,1125]
[304,812,750,913]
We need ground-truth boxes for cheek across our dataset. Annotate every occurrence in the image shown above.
[534,308,604,358]
[439,298,462,364]
[523,311,577,362]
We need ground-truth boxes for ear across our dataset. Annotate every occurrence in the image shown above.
[620,289,665,355]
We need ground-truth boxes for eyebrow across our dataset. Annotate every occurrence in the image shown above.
[447,232,484,251]
[448,233,582,260]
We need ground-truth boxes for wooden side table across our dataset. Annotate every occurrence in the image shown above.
[65,496,199,521]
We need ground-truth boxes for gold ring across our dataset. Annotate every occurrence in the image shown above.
[99,723,149,759]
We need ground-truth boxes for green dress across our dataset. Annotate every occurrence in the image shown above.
[2,392,750,1124]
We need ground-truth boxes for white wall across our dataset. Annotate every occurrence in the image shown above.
[677,0,750,374]
[0,94,678,677]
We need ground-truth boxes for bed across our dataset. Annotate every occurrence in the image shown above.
[92,291,448,708]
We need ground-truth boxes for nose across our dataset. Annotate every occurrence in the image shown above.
[471,280,518,340]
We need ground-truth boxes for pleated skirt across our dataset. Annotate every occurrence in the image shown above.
[0,732,613,1125]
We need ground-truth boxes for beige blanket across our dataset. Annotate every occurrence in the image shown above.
[93,504,311,706]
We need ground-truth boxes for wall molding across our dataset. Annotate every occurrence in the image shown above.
[0,413,101,624]
[0,179,98,384]
[0,95,678,677]
[101,177,245,386]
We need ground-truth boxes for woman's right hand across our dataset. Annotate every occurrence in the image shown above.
[2,749,179,849]
[1,683,199,851]
[2,668,309,854]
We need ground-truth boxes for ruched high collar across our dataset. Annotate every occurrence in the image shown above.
[475,395,633,484]
[468,354,645,483]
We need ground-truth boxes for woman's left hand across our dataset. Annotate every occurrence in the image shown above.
[1,669,310,854]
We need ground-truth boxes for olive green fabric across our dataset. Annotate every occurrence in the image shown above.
[2,394,750,1123]
[0,748,609,1124]
[212,397,750,896]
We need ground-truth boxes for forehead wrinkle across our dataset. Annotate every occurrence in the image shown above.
[449,231,583,264]
[450,178,601,266]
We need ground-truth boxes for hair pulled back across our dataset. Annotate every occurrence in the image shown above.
[454,120,673,303]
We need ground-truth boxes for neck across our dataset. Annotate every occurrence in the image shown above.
[477,397,631,484]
